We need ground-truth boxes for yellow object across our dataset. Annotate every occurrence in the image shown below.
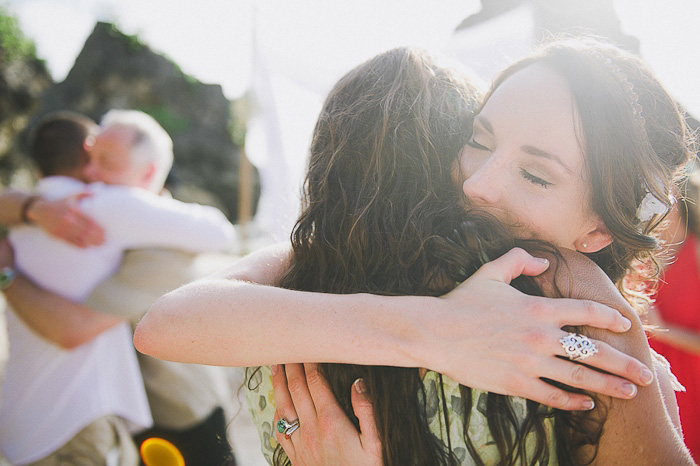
[140,437,185,466]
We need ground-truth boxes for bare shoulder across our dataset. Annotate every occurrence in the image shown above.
[534,248,639,323]
[541,250,692,464]
[542,249,646,353]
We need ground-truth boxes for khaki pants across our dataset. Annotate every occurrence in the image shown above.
[29,416,138,466]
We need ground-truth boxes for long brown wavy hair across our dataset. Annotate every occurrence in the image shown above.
[269,47,598,466]
[262,39,693,465]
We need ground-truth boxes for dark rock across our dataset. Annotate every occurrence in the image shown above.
[36,22,259,219]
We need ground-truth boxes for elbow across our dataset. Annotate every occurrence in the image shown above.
[133,295,172,358]
[132,320,148,355]
[133,310,159,357]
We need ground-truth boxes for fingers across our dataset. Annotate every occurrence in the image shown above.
[76,215,105,247]
[34,195,105,248]
[549,297,633,333]
[286,363,316,420]
[351,378,381,454]
[474,247,550,284]
[61,211,104,248]
[271,363,299,424]
[72,192,94,203]
[303,363,342,417]
[271,364,298,459]
[550,335,654,390]
[518,378,598,411]
[270,364,297,421]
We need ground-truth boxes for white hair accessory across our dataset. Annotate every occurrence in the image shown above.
[636,192,669,222]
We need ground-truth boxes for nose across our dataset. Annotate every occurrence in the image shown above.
[462,155,502,207]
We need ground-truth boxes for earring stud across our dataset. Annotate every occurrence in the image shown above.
[582,243,588,249]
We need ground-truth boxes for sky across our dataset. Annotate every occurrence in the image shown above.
[4,0,698,112]
[4,0,699,238]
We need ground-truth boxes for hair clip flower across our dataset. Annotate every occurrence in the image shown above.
[636,192,669,222]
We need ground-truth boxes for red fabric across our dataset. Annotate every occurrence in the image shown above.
[650,235,700,461]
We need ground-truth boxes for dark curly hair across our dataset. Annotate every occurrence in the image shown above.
[265,46,601,466]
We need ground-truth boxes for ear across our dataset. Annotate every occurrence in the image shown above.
[141,163,157,187]
[574,220,613,253]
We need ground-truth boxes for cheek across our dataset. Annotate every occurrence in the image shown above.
[502,194,573,244]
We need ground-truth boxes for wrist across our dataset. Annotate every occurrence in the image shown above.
[20,195,41,224]
[382,294,439,369]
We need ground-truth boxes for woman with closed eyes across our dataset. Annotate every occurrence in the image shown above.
[136,38,695,465]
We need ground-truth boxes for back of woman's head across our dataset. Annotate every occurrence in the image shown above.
[486,36,695,286]
[284,47,482,295]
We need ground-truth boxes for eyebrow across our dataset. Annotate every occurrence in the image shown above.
[521,145,573,175]
[475,115,573,175]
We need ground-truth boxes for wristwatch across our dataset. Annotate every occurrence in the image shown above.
[0,266,16,290]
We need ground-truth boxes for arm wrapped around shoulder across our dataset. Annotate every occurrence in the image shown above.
[537,248,693,465]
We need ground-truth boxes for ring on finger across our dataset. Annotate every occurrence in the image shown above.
[560,332,598,361]
[277,418,300,439]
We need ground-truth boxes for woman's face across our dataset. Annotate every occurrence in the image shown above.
[459,64,612,252]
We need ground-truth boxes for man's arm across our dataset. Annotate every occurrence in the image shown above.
[0,239,121,349]
[83,186,235,253]
[0,189,104,247]
[0,190,33,225]
[2,274,123,349]
[646,305,700,355]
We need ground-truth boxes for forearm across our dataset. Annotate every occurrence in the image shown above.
[650,325,700,355]
[560,252,693,464]
[0,190,32,225]
[4,274,123,349]
[585,323,692,465]
[135,278,432,368]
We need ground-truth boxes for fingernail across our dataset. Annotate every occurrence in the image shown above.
[621,318,632,331]
[640,368,654,385]
[536,257,549,265]
[270,364,278,375]
[583,399,595,410]
[622,383,637,397]
[353,378,365,394]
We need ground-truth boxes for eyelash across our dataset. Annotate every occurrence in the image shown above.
[468,136,553,189]
[466,137,489,151]
[520,168,553,188]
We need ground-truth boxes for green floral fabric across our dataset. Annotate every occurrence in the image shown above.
[245,366,558,465]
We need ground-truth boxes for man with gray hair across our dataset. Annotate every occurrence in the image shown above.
[0,110,237,464]
[85,109,174,193]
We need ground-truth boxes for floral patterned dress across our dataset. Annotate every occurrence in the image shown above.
[245,366,558,465]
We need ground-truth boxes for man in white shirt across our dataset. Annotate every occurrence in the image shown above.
[0,111,235,464]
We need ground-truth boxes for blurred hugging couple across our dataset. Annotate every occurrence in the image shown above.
[0,110,237,465]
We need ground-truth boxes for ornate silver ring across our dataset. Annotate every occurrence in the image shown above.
[560,332,598,361]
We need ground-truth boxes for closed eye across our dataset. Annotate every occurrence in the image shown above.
[466,137,490,151]
[520,168,553,188]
